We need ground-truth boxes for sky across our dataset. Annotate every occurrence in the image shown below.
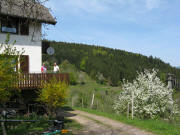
[44,0,180,67]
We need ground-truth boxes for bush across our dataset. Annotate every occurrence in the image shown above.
[38,79,69,115]
[69,72,78,85]
[0,34,24,105]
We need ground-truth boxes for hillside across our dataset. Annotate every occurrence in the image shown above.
[42,40,180,86]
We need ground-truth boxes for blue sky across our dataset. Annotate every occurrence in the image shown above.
[44,0,180,67]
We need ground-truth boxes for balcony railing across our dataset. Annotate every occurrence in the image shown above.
[18,73,69,89]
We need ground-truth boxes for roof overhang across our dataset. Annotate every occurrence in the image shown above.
[0,0,57,25]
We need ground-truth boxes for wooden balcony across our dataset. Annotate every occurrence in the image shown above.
[18,73,69,90]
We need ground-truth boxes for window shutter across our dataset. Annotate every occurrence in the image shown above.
[20,55,29,73]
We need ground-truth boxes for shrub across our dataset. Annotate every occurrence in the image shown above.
[38,79,69,115]
[69,72,78,85]
[0,34,24,105]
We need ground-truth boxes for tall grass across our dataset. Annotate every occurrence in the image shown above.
[69,83,121,113]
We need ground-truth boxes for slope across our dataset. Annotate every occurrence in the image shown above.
[42,40,180,86]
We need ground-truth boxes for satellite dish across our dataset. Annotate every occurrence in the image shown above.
[47,47,55,55]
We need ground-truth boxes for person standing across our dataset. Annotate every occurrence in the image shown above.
[41,63,47,73]
[53,62,60,73]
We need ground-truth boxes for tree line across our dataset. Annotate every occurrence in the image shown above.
[42,40,180,86]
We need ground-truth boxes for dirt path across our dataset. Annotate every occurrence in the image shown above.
[69,110,154,135]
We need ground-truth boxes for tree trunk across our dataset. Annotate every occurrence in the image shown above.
[127,102,129,118]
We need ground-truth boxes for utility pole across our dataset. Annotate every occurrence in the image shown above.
[167,73,174,89]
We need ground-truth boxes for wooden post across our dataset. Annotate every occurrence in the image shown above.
[97,100,98,110]
[27,104,30,117]
[90,93,95,109]
[131,91,134,119]
[72,98,74,107]
[127,102,129,118]
[81,98,84,108]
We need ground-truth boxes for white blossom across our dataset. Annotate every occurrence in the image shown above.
[113,69,179,119]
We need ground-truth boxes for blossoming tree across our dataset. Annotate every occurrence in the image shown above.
[113,69,179,119]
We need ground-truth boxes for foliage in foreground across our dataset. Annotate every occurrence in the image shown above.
[0,114,79,135]
[0,34,24,104]
[38,79,69,115]
[113,69,179,119]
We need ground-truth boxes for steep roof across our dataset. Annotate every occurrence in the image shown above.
[0,0,56,25]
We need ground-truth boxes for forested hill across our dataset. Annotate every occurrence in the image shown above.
[42,40,180,86]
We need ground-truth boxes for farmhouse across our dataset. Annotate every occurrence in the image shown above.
[0,0,69,90]
[0,0,56,73]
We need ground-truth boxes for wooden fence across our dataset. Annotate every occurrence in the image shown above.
[18,73,69,89]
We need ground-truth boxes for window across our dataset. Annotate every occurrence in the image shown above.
[1,17,19,34]
[1,17,30,35]
[20,19,29,35]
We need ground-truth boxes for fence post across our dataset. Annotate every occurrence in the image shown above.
[72,98,74,107]
[97,100,98,110]
[90,93,95,109]
[81,98,84,108]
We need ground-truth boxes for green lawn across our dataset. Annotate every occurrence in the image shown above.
[76,107,180,135]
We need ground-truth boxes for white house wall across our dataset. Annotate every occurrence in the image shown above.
[0,22,42,73]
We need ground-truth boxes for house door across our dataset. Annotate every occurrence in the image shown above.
[20,55,29,73]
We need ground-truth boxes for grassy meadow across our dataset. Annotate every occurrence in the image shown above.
[68,77,180,135]
[59,61,180,135]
